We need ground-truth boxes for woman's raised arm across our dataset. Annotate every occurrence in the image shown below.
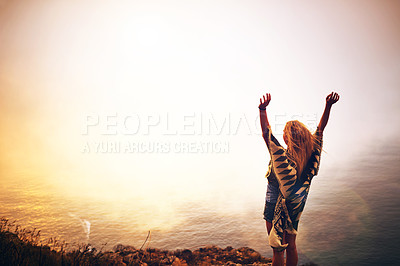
[317,92,340,133]
[259,93,271,143]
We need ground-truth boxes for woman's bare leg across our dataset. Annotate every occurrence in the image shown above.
[266,221,285,266]
[284,232,298,266]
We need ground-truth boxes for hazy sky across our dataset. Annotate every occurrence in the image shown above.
[1,0,399,210]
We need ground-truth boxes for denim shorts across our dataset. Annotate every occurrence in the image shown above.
[263,183,279,222]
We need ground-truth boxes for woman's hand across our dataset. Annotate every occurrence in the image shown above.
[259,93,271,110]
[259,93,271,141]
[326,92,340,106]
[318,91,340,133]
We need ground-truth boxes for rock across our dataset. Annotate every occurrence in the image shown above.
[123,253,134,264]
[172,257,188,266]
[224,246,234,251]
[87,243,271,265]
[198,261,212,266]
[176,248,194,263]
[161,258,170,264]
[225,262,240,266]
[250,251,261,261]
[113,244,125,252]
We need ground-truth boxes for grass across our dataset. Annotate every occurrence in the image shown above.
[1,217,320,265]
[0,217,108,266]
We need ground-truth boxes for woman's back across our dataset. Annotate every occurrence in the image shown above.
[259,91,340,262]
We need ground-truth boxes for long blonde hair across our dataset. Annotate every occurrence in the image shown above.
[283,120,318,177]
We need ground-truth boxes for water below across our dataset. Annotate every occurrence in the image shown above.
[1,139,399,266]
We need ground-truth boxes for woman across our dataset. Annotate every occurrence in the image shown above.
[259,92,340,266]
